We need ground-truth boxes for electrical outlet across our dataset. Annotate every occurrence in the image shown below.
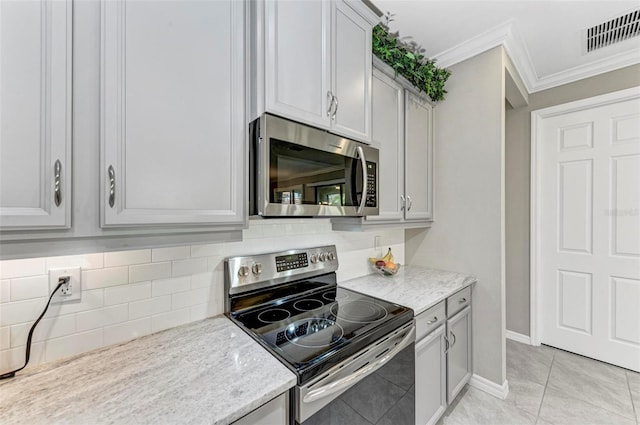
[48,267,81,303]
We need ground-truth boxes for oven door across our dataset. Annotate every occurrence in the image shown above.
[295,323,415,425]
[252,114,379,217]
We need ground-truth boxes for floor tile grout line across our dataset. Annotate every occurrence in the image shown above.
[627,372,639,423]
[535,348,555,422]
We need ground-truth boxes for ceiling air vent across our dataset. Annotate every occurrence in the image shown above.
[585,9,640,52]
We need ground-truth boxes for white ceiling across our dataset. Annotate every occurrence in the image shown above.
[373,1,640,92]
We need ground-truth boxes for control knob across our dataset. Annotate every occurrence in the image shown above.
[237,266,250,277]
[328,252,335,261]
[252,263,262,275]
[310,254,318,264]
[319,253,327,262]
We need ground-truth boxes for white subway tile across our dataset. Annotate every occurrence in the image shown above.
[152,246,190,262]
[44,329,103,362]
[171,258,207,277]
[129,296,171,320]
[103,318,151,346]
[104,250,151,267]
[104,282,151,306]
[10,314,76,347]
[0,280,9,303]
[0,342,45,372]
[190,303,220,322]
[44,289,104,318]
[207,257,223,272]
[0,258,46,279]
[0,297,47,326]
[130,262,171,283]
[83,267,129,290]
[172,287,210,310]
[76,304,129,332]
[45,253,104,271]
[191,272,213,289]
[10,275,49,301]
[190,243,227,258]
[151,308,190,333]
[151,276,190,297]
[0,326,9,350]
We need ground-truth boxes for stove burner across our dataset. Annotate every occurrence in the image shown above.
[293,299,324,312]
[322,290,349,302]
[258,308,291,323]
[285,318,344,348]
[330,300,388,323]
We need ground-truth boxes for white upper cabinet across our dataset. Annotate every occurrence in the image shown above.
[101,0,245,227]
[405,91,434,221]
[264,0,331,129]
[330,0,372,142]
[0,0,72,229]
[256,0,377,143]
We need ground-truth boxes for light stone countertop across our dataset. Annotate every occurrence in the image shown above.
[339,266,477,315]
[0,316,296,425]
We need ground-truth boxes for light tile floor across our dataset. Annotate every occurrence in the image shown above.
[438,340,640,425]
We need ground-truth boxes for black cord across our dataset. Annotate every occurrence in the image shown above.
[0,277,67,380]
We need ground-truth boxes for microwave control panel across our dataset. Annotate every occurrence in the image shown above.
[366,162,377,208]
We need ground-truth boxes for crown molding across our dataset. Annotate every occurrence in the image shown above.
[432,21,640,94]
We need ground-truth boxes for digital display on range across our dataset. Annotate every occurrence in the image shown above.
[275,253,308,272]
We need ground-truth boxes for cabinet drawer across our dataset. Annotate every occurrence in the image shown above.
[416,301,445,341]
[446,286,471,317]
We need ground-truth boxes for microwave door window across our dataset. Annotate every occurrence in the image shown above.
[269,139,358,207]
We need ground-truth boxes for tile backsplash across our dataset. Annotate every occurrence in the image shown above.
[0,219,404,373]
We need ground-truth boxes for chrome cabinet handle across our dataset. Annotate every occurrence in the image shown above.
[459,298,467,304]
[407,195,413,211]
[400,195,405,211]
[355,146,367,214]
[326,91,334,117]
[450,331,456,348]
[108,165,116,208]
[332,95,339,119]
[426,316,438,325]
[54,159,62,207]
[444,335,450,354]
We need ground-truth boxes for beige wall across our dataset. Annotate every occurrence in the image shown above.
[406,46,507,386]
[505,64,640,336]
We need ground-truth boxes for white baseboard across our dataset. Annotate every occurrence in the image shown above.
[506,330,531,345]
[468,374,509,400]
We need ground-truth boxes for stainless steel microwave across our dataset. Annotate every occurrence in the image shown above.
[249,114,379,217]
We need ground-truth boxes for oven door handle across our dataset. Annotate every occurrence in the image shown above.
[303,326,415,403]
[355,146,367,214]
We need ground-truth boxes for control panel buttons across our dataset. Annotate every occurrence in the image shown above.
[238,266,250,277]
[252,263,263,275]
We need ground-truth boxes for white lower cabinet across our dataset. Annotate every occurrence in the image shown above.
[233,393,288,425]
[415,288,472,425]
[415,324,447,425]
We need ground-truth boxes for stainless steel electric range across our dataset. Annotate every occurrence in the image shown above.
[224,245,415,425]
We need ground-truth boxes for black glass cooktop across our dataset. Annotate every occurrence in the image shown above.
[229,284,413,384]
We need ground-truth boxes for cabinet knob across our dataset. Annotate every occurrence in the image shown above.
[426,316,438,325]
[400,195,405,211]
[407,195,413,211]
[108,165,116,208]
[458,298,467,304]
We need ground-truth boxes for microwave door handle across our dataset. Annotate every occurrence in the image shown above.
[355,146,367,214]
[303,326,415,403]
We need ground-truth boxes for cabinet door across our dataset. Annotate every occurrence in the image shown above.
[264,0,331,130]
[233,393,288,425]
[330,0,372,143]
[366,69,404,222]
[447,306,472,403]
[405,92,433,221]
[0,0,72,229]
[101,0,245,227]
[415,325,447,425]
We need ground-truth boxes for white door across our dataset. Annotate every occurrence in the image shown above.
[535,88,640,371]
[405,92,434,221]
[101,0,245,227]
[366,69,404,222]
[0,0,72,229]
[330,0,372,143]
[264,0,331,130]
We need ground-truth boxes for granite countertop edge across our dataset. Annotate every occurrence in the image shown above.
[338,265,477,316]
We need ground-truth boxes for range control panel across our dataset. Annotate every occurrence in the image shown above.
[225,245,338,296]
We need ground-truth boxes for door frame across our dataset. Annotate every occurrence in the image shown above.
[529,86,640,346]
